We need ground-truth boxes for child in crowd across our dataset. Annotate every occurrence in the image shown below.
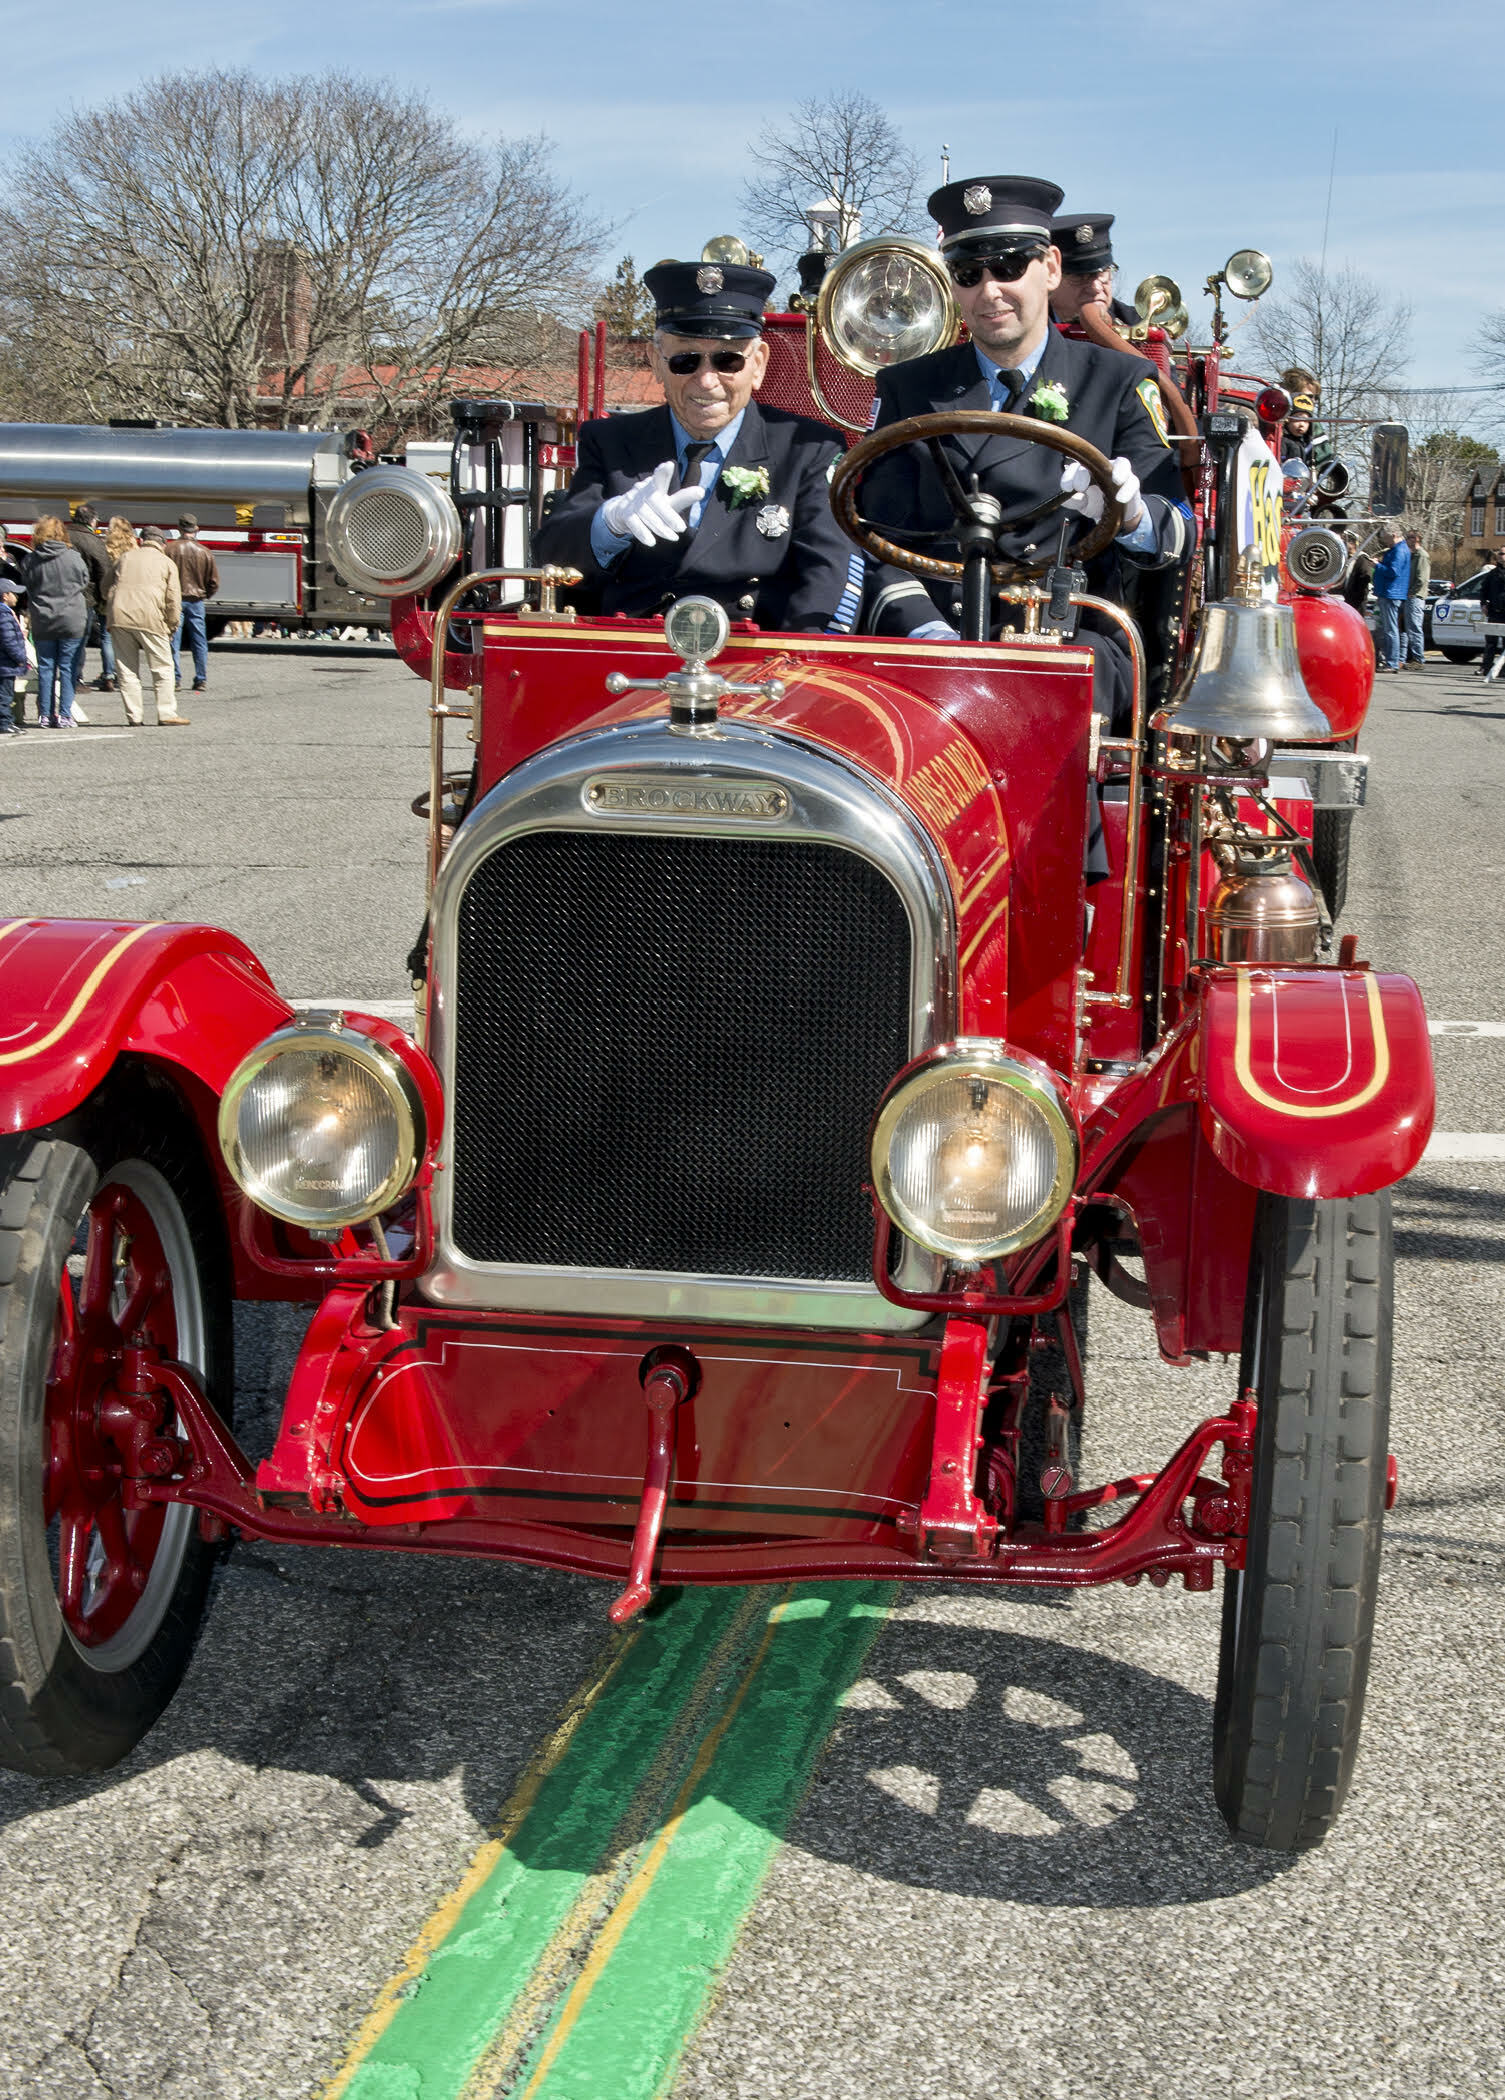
[0,585,29,735]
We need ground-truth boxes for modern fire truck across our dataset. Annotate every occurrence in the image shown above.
[0,413,572,633]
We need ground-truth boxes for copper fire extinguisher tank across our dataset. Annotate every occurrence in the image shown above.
[1207,844,1321,965]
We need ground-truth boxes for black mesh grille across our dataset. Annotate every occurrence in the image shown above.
[451,831,913,1279]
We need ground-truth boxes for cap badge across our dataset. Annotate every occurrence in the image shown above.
[755,503,791,539]
[1075,223,1094,244]
[697,265,724,293]
[962,184,993,217]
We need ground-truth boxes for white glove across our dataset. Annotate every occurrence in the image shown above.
[1058,456,1147,533]
[600,460,703,547]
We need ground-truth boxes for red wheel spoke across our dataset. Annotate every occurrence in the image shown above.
[57,1507,91,1625]
[77,1199,121,1327]
[43,1426,68,1523]
[115,1256,167,1340]
[93,1497,133,1590]
[55,1268,79,1345]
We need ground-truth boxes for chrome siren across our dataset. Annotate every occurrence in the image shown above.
[1285,526,1349,591]
[323,464,463,598]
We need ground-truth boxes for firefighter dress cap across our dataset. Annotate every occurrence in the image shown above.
[645,259,775,339]
[927,175,1064,254]
[1051,212,1115,274]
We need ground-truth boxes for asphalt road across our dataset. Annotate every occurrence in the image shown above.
[0,640,1501,2099]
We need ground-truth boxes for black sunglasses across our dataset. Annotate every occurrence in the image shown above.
[946,249,1045,289]
[664,348,749,375]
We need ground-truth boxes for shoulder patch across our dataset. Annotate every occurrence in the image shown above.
[1136,374,1170,447]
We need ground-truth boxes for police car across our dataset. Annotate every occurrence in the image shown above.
[1429,571,1490,661]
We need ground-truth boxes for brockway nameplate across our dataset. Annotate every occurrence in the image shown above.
[584,775,790,820]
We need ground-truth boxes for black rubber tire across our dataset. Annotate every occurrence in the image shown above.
[1310,807,1352,923]
[1439,644,1481,664]
[1213,1190,1392,1851]
[0,1081,233,1775]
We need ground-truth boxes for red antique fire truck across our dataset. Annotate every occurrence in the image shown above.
[0,235,1430,1854]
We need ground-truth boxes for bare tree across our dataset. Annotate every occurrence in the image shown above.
[741,91,923,274]
[1473,309,1505,384]
[0,70,603,436]
[1379,397,1498,570]
[1252,258,1411,424]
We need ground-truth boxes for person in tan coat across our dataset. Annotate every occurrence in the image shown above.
[107,525,187,725]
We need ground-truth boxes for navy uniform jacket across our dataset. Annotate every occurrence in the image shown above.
[534,401,852,632]
[859,330,1192,635]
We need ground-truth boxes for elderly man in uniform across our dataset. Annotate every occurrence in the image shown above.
[1049,212,1140,330]
[535,260,851,631]
[858,176,1192,727]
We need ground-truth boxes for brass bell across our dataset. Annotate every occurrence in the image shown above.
[1166,562,1330,742]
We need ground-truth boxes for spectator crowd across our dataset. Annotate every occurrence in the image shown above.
[0,509,217,734]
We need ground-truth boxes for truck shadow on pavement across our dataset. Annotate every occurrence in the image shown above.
[787,1606,1293,1908]
[0,1563,1292,1912]
[1393,1174,1505,1263]
[0,1303,1293,1909]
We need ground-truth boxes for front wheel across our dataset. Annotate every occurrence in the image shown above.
[0,1088,233,1775]
[1213,1190,1392,1851]
[1310,807,1352,922]
[1439,644,1480,664]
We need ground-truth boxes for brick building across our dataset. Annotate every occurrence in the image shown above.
[1463,460,1505,564]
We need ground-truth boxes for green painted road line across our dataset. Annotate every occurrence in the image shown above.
[502,1583,896,2100]
[327,1583,764,2100]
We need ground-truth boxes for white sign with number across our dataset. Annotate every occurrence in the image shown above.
[1234,427,1285,601]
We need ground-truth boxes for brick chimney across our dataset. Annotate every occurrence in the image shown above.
[253,242,313,368]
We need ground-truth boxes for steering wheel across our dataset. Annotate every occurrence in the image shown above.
[829,411,1124,584]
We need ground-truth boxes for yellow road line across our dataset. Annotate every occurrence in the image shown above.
[457,1587,772,2099]
[509,1588,796,2099]
[317,1621,642,2100]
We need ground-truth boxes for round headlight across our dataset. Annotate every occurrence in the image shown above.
[871,1046,1077,1262]
[817,237,960,377]
[323,464,462,598]
[1224,248,1273,301]
[218,1017,426,1230]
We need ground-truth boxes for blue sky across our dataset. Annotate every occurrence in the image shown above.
[5,0,1498,401]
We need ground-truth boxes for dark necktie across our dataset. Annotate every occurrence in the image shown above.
[994,367,1027,411]
[671,441,715,496]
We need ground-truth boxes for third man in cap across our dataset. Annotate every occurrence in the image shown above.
[1049,213,1140,331]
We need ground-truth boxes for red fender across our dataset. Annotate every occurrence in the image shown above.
[0,916,291,1135]
[1291,591,1374,742]
[1195,967,1433,1198]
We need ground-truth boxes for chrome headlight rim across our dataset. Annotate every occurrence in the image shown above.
[815,235,961,378]
[870,1040,1078,1262]
[217,1014,426,1230]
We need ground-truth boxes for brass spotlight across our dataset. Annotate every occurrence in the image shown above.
[816,237,959,377]
[808,235,960,429]
[1223,248,1273,300]
[701,235,751,266]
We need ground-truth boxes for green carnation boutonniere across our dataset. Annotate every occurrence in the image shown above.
[721,465,771,506]
[1030,380,1070,423]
